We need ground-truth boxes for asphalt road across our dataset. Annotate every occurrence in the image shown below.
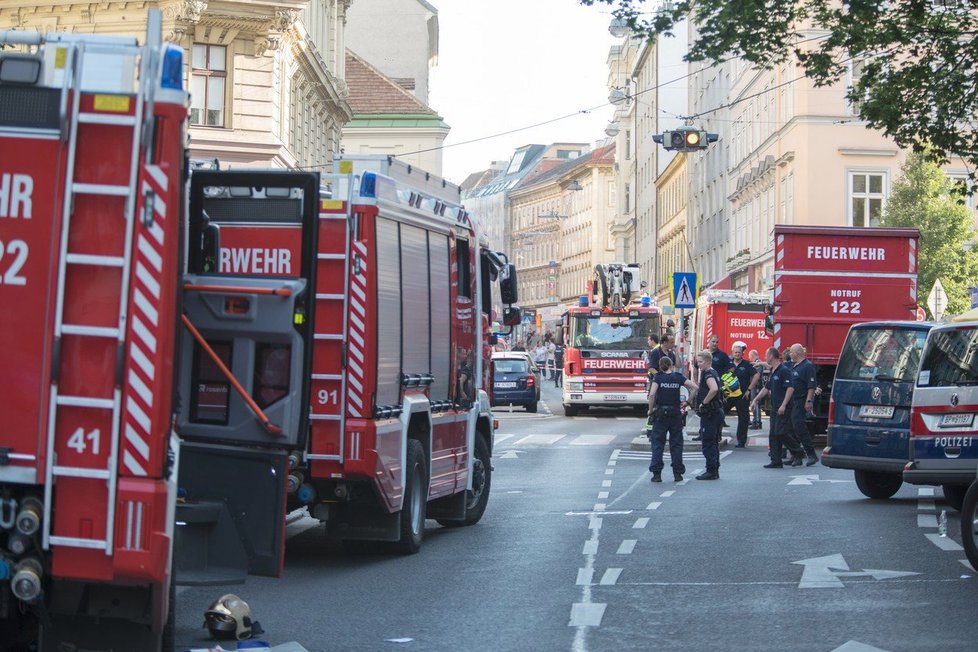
[175,382,977,651]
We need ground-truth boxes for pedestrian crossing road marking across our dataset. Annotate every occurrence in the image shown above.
[495,433,623,448]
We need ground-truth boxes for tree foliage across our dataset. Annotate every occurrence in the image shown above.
[584,0,978,184]
[881,150,978,317]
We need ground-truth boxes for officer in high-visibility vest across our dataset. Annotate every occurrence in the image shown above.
[646,356,698,483]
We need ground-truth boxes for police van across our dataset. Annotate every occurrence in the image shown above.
[903,322,978,511]
[822,322,932,498]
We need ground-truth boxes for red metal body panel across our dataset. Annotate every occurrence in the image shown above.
[697,302,772,354]
[0,139,67,479]
[773,225,920,365]
[217,224,303,277]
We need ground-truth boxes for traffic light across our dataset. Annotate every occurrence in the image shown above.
[652,127,719,152]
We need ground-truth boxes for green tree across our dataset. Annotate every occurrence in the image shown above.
[585,0,978,184]
[882,150,978,317]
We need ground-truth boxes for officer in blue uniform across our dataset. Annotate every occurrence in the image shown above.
[751,346,804,467]
[694,350,723,480]
[646,356,698,483]
[785,343,819,466]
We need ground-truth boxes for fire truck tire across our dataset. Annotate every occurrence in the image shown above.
[161,569,176,652]
[394,439,427,554]
[563,404,579,417]
[438,434,491,528]
[853,469,902,500]
[526,401,538,413]
[943,484,967,512]
[961,481,978,572]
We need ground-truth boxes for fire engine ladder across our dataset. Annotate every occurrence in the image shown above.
[307,179,356,464]
[42,40,148,554]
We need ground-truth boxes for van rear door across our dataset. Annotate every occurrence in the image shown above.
[174,171,318,583]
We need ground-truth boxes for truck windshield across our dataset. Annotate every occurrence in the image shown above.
[836,327,928,382]
[571,315,657,350]
[918,327,978,386]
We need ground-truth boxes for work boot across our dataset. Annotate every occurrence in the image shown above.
[789,456,804,467]
[696,471,719,481]
[674,473,684,482]
[763,462,784,469]
[734,443,746,448]
[806,453,819,466]
[651,472,662,483]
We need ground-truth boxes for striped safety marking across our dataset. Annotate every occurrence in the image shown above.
[121,164,168,476]
[346,241,368,418]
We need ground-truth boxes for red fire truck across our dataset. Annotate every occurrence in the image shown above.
[561,263,661,416]
[771,225,920,435]
[0,15,520,650]
[691,289,772,357]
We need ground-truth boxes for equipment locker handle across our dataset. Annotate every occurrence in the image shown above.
[184,283,293,297]
[180,314,284,436]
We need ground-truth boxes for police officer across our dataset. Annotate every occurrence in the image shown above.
[693,350,723,480]
[647,356,698,483]
[784,343,819,466]
[648,333,680,375]
[729,341,760,448]
[553,342,565,387]
[751,347,804,468]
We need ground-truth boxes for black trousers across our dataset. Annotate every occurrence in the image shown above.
[649,412,686,474]
[790,399,816,456]
[770,413,803,462]
[731,394,751,445]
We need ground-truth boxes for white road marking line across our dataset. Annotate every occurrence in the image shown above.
[571,434,617,446]
[605,469,615,475]
[607,460,618,467]
[660,490,676,497]
[569,603,606,627]
[633,517,650,529]
[599,568,623,586]
[589,516,603,530]
[583,540,599,555]
[514,434,565,446]
[647,502,662,510]
[611,449,621,459]
[960,559,975,572]
[494,434,515,444]
[598,491,609,499]
[593,503,607,512]
[918,487,935,496]
[918,500,936,511]
[602,480,612,488]
[576,569,594,585]
[617,540,637,554]
[925,533,964,551]
[918,514,939,528]
[830,641,893,652]
[576,416,599,420]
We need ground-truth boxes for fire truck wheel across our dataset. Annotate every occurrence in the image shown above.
[394,439,428,554]
[853,469,902,500]
[563,404,579,417]
[526,401,538,413]
[961,481,978,573]
[438,434,491,528]
[943,484,967,512]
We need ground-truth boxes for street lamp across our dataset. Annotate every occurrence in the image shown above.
[539,211,567,221]
[566,179,583,192]
[605,121,621,137]
[609,17,629,38]
[608,88,629,106]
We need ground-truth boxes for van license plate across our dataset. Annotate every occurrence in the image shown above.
[939,413,974,428]
[495,382,517,389]
[859,405,894,419]
[604,394,627,401]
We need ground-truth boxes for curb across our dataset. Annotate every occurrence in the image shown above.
[629,434,732,452]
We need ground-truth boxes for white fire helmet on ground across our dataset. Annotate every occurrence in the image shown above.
[204,593,259,640]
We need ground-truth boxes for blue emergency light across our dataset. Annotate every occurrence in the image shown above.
[641,296,651,307]
[160,45,184,90]
[579,296,588,307]
[360,171,378,198]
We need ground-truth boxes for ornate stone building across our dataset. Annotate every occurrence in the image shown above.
[0,0,352,169]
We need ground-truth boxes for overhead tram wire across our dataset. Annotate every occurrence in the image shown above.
[297,33,834,171]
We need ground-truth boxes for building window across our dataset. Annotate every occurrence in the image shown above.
[190,44,227,127]
[624,183,631,213]
[848,171,887,227]
[625,130,632,160]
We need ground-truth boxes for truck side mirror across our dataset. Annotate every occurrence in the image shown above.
[503,306,522,327]
[500,264,519,305]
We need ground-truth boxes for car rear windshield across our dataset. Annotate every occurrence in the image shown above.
[918,327,978,387]
[495,359,529,374]
[836,327,928,382]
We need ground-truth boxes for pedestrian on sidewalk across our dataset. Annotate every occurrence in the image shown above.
[646,356,699,483]
[784,343,820,466]
[693,350,723,480]
[751,347,804,468]
[545,334,556,380]
[730,342,760,448]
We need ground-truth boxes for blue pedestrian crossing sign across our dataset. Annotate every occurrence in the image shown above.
[672,272,698,309]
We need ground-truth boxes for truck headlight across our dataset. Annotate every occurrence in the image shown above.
[568,381,583,391]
